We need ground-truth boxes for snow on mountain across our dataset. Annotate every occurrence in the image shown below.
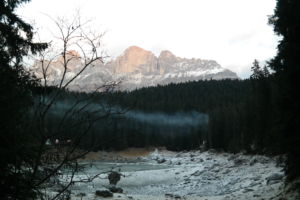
[31,46,239,91]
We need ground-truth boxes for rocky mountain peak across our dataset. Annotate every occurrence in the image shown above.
[159,50,176,59]
[32,45,239,91]
[124,46,148,54]
[113,46,156,73]
[66,50,81,57]
[159,50,178,65]
[55,50,80,64]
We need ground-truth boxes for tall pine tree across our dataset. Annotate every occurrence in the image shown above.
[0,0,47,199]
[269,0,300,180]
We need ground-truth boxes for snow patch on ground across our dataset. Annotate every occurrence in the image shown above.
[54,150,297,200]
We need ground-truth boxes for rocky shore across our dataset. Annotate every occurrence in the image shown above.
[60,149,299,200]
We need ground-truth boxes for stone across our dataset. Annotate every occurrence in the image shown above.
[222,169,230,174]
[275,155,287,167]
[76,192,86,197]
[108,171,122,185]
[109,186,123,193]
[191,170,203,176]
[249,182,260,187]
[250,156,270,165]
[251,176,262,181]
[243,188,254,193]
[166,160,172,165]
[233,157,246,166]
[165,193,182,199]
[266,173,284,185]
[157,158,166,164]
[228,154,237,161]
[249,157,258,166]
[95,190,113,197]
[208,149,217,154]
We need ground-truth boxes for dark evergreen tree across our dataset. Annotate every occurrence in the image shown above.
[0,0,47,199]
[262,66,270,78]
[250,59,264,80]
[269,0,300,180]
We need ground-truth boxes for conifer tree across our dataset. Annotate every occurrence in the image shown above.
[0,0,47,199]
[250,59,263,79]
[269,0,300,180]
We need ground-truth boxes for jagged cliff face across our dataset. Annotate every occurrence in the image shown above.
[111,46,157,73]
[32,46,239,91]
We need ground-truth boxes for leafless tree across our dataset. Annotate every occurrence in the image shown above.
[27,12,123,199]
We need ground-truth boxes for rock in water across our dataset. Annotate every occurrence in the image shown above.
[108,171,122,185]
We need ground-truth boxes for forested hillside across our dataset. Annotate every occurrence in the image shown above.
[101,69,281,154]
[40,67,282,155]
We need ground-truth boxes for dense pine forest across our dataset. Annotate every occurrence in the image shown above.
[105,72,279,154]
[41,66,281,154]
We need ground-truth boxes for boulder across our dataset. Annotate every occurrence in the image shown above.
[95,190,113,197]
[76,192,86,197]
[250,156,270,165]
[157,158,166,164]
[165,193,182,199]
[249,157,258,166]
[108,171,121,185]
[108,186,123,193]
[228,154,237,161]
[233,157,246,166]
[275,155,287,167]
[266,173,284,185]
[166,160,172,165]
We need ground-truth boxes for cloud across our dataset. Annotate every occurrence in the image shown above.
[18,0,279,79]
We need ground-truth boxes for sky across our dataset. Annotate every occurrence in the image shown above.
[18,0,279,78]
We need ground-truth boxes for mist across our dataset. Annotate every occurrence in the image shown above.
[34,96,208,150]
[125,111,208,128]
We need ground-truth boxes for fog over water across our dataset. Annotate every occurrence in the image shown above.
[46,98,208,128]
[125,111,208,127]
[40,98,208,141]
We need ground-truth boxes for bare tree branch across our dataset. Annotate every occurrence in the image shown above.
[27,12,124,199]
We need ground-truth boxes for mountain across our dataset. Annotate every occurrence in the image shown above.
[31,46,239,91]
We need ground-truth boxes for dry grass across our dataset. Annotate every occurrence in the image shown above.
[79,151,103,161]
[78,147,156,162]
[116,147,154,158]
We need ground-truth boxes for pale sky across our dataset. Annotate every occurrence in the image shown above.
[18,0,279,78]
